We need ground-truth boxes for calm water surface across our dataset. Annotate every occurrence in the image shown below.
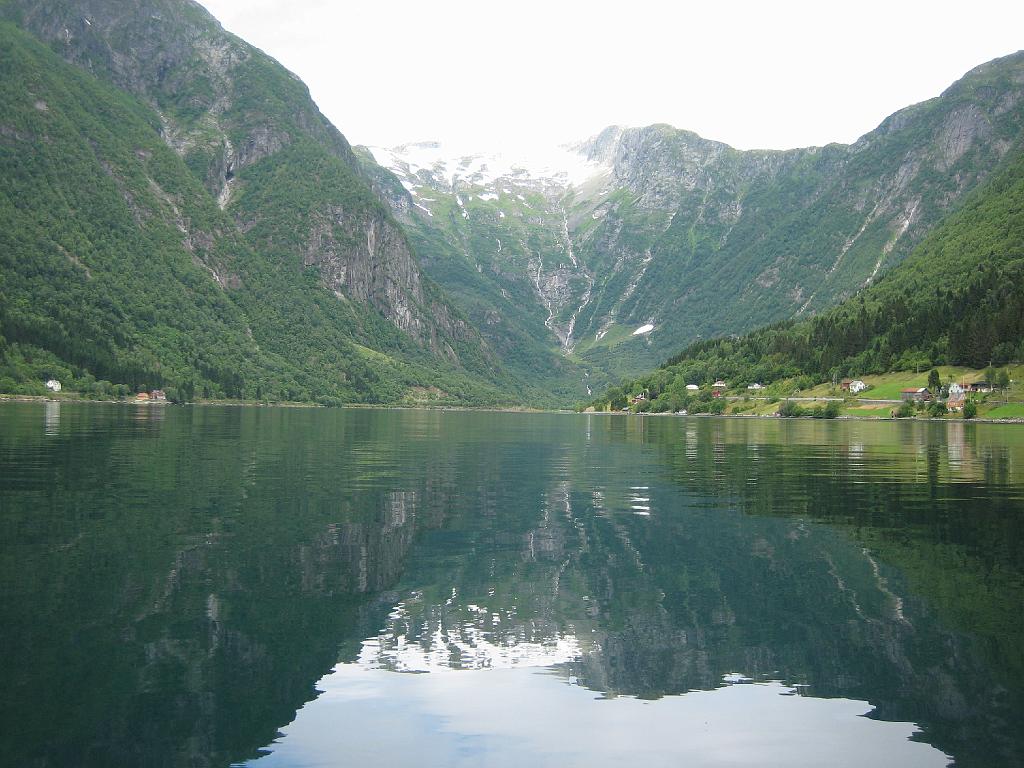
[1,403,1023,767]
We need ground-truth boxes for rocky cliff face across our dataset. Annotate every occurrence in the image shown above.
[10,0,355,193]
[8,0,482,363]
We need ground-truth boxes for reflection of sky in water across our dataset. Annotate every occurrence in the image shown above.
[247,664,948,768]
[43,400,59,436]
[358,593,583,672]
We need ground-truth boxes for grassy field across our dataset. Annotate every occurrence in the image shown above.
[841,405,896,418]
[798,365,1022,402]
[724,363,1024,421]
[985,403,1024,419]
[855,367,981,400]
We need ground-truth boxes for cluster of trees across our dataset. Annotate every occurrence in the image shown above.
[777,400,840,419]
[601,381,727,414]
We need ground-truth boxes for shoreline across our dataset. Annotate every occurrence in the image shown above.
[581,409,1024,425]
[2,394,1021,423]
[0,394,563,414]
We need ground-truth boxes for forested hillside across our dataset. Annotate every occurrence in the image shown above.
[0,4,542,405]
[592,143,1024,410]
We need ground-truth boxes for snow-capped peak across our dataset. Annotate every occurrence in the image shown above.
[367,139,611,193]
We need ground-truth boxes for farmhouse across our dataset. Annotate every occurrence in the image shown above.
[900,387,931,402]
[947,389,967,411]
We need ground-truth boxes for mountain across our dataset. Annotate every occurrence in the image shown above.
[357,142,611,401]
[3,0,1022,408]
[367,52,1024,393]
[0,0,535,405]
[589,141,1024,411]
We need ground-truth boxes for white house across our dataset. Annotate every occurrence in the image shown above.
[747,383,764,390]
[849,380,868,394]
[45,379,61,393]
[685,384,699,391]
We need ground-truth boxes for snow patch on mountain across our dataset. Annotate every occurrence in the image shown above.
[367,140,610,192]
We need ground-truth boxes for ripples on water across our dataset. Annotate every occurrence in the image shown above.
[1,403,1022,767]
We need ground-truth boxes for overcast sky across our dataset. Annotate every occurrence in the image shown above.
[198,0,1023,153]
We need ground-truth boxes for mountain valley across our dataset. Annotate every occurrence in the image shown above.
[365,55,1024,396]
[1,0,1022,407]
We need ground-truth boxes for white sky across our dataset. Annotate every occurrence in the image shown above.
[197,0,1024,153]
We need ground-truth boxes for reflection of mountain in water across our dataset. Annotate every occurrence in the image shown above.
[1,406,448,767]
[1,406,1022,767]
[353,468,1019,768]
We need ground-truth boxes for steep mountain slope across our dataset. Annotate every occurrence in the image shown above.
[0,19,270,397]
[0,1,535,404]
[357,143,610,400]
[572,55,1024,372]
[590,142,1024,410]
[368,52,1024,394]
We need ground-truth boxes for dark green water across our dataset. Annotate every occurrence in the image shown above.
[1,403,1023,767]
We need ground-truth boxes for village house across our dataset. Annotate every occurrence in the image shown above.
[747,383,764,390]
[151,390,167,402]
[135,391,150,402]
[945,382,968,411]
[840,379,868,394]
[839,379,852,391]
[45,379,61,393]
[967,381,992,393]
[947,389,967,411]
[685,384,700,391]
[900,387,932,402]
[712,380,727,390]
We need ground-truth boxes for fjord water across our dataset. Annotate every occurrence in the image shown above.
[2,404,1023,767]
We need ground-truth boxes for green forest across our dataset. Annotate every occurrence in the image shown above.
[0,20,542,407]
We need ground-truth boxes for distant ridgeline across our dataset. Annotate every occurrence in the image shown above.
[591,144,1024,410]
